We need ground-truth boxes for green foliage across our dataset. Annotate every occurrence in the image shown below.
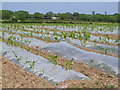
[104,85,115,88]
[45,11,54,19]
[25,60,38,68]
[24,39,31,45]
[14,10,29,21]
[48,55,59,65]
[33,12,44,19]
[30,60,37,68]
[90,59,94,63]
[1,10,14,19]
[10,16,18,22]
[26,47,31,52]
[65,59,73,70]
[41,69,45,74]
[54,36,58,41]
[12,51,22,61]
[58,12,72,20]
[99,46,110,54]
[95,82,99,85]
[2,32,5,37]
[81,83,85,85]
[25,60,31,64]
[1,10,120,23]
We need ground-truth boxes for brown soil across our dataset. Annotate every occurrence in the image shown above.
[2,39,119,88]
[1,56,55,88]
[89,40,118,47]
[92,33,119,40]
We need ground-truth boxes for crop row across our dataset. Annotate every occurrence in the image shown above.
[2,23,118,34]
[1,24,119,45]
[1,38,118,88]
[1,29,119,57]
[1,32,118,75]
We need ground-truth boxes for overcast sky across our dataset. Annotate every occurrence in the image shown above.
[2,2,118,14]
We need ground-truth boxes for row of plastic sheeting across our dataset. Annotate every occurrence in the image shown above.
[40,42,119,75]
[2,32,119,75]
[0,42,89,83]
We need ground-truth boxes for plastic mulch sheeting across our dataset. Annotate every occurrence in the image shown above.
[0,42,89,83]
[40,42,119,75]
[2,33,119,75]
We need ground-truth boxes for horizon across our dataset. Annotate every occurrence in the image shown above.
[2,2,118,15]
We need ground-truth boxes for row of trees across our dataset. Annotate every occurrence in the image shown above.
[1,10,120,23]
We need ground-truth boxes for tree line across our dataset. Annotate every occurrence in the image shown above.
[0,10,120,23]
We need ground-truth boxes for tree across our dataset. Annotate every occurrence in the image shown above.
[28,14,34,19]
[2,10,14,19]
[14,10,29,21]
[1,10,120,23]
[46,11,54,19]
[10,16,18,22]
[33,12,44,19]
[114,13,119,16]
[72,12,80,20]
[73,12,79,16]
[58,12,72,20]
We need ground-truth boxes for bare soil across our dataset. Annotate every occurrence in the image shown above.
[92,33,119,40]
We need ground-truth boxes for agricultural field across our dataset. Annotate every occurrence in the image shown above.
[0,23,119,88]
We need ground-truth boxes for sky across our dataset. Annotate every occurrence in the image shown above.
[1,0,120,2]
[2,2,119,14]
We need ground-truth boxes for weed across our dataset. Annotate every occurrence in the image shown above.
[104,85,115,88]
[25,60,38,68]
[81,83,85,85]
[65,59,73,70]
[95,82,99,85]
[30,60,38,68]
[26,47,31,52]
[12,51,22,61]
[48,55,59,65]
[90,59,94,63]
